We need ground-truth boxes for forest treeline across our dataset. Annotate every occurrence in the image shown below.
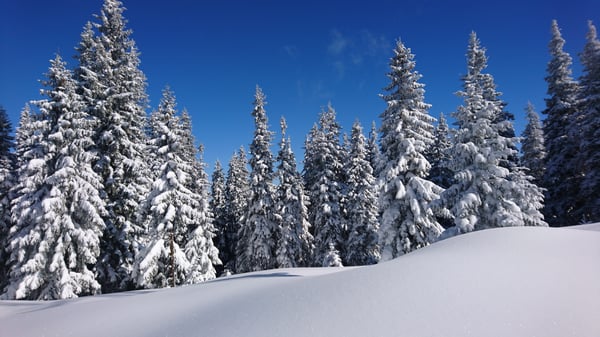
[0,0,597,300]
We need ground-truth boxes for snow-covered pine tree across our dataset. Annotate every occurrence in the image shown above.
[344,121,380,266]
[542,20,582,227]
[74,0,151,292]
[134,87,217,288]
[440,32,545,234]
[377,40,443,260]
[242,86,278,272]
[210,161,228,274]
[275,117,314,268]
[0,106,14,290]
[576,20,600,223]
[322,243,343,267]
[367,121,381,177]
[303,104,346,266]
[427,112,453,189]
[184,145,220,284]
[228,147,250,274]
[4,55,106,300]
[521,102,546,186]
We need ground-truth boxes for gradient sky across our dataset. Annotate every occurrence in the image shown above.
[1,0,597,173]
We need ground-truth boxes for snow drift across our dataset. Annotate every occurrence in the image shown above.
[1,225,599,337]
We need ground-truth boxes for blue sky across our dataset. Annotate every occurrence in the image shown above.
[0,0,597,172]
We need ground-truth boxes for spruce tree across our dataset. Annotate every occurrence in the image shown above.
[427,112,453,189]
[440,32,546,234]
[210,161,228,274]
[542,20,581,226]
[344,121,380,266]
[4,55,106,300]
[577,21,600,223]
[0,106,14,290]
[367,121,381,177]
[275,118,314,268]
[228,148,250,274]
[134,88,217,288]
[73,0,151,292]
[184,145,220,284]
[521,102,546,186]
[303,104,346,266]
[243,86,278,272]
[377,40,443,260]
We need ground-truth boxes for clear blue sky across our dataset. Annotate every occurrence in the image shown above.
[1,0,597,172]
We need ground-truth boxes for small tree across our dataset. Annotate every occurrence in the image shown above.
[521,102,546,186]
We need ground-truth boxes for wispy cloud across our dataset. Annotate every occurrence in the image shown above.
[326,29,391,79]
[283,45,298,58]
[328,29,350,55]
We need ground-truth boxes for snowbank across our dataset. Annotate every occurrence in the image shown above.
[1,226,598,337]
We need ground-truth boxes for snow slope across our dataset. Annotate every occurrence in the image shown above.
[1,225,599,337]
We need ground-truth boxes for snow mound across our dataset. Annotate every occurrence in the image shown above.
[1,226,598,337]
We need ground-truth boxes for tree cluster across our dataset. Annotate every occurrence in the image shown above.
[0,0,596,300]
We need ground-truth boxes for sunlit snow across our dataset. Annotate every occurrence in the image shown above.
[1,225,598,337]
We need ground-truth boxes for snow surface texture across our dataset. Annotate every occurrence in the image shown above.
[1,225,598,337]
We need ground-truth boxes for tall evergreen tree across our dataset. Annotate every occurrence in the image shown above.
[75,0,151,292]
[275,117,314,268]
[242,86,278,272]
[210,161,228,274]
[184,145,220,284]
[440,32,545,234]
[303,104,346,266]
[542,20,581,226]
[0,106,15,290]
[4,55,106,300]
[377,40,443,260]
[344,121,380,266]
[134,88,217,288]
[521,102,546,186]
[228,148,250,274]
[576,21,600,223]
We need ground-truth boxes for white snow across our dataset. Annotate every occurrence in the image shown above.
[1,225,599,337]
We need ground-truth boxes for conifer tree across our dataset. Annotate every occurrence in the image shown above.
[228,148,250,274]
[521,102,546,186]
[440,32,546,234]
[184,145,220,284]
[134,88,217,288]
[211,161,228,274]
[344,121,379,266]
[74,0,151,292]
[242,86,278,272]
[542,20,581,226]
[275,117,314,268]
[427,112,453,189]
[377,40,443,260]
[576,21,600,222]
[367,121,381,177]
[0,106,14,290]
[303,104,346,266]
[4,55,106,300]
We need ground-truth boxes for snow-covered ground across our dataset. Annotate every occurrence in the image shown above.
[1,225,599,337]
